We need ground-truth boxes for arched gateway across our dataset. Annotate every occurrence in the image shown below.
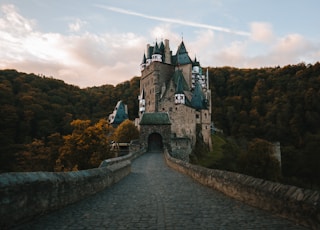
[148,133,163,152]
[139,113,171,152]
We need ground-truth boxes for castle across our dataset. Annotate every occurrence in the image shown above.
[137,39,212,161]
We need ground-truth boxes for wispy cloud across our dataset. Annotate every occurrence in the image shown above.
[94,4,250,36]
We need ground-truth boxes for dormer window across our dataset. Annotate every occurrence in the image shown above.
[175,93,185,104]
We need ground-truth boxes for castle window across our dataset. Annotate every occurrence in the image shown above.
[175,107,178,111]
[169,107,172,112]
[196,114,199,119]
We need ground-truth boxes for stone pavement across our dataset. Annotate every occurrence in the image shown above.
[14,152,307,230]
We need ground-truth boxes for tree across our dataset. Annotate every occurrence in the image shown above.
[57,119,114,171]
[239,138,281,181]
[113,119,139,143]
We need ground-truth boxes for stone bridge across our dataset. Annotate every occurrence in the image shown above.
[1,150,318,229]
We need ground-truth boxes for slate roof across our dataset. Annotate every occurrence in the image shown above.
[173,70,189,92]
[141,53,146,64]
[109,101,128,125]
[191,81,207,110]
[174,41,192,65]
[193,56,200,67]
[153,42,160,54]
[139,112,171,125]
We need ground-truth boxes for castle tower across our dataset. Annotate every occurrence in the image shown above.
[152,42,162,62]
[138,39,212,158]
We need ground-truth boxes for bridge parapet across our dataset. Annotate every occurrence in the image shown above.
[165,149,320,230]
[99,147,145,167]
[0,156,134,229]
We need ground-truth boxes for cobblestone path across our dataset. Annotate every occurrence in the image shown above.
[15,152,306,230]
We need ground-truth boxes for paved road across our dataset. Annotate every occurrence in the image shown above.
[15,152,306,230]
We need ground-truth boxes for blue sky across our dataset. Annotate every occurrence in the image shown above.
[0,0,319,87]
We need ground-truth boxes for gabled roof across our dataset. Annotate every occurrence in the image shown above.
[172,70,193,106]
[159,41,165,53]
[173,70,189,92]
[175,71,185,94]
[193,56,200,66]
[177,41,188,54]
[139,112,171,125]
[108,100,128,125]
[153,42,160,54]
[174,41,192,65]
[191,82,207,110]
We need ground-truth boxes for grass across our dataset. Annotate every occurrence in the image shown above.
[197,133,226,168]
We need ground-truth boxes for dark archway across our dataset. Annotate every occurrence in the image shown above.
[148,133,163,152]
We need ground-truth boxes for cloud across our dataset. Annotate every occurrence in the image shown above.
[0,4,34,34]
[95,4,250,36]
[213,41,248,67]
[0,4,144,87]
[250,22,274,43]
[68,18,87,32]
[1,4,319,88]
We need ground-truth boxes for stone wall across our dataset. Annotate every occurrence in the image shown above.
[171,137,191,161]
[164,149,320,230]
[0,159,132,229]
[139,124,171,150]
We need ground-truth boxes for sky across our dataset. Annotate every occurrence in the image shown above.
[0,0,319,88]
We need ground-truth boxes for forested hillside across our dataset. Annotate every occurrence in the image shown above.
[0,69,140,172]
[208,63,320,188]
[0,63,319,189]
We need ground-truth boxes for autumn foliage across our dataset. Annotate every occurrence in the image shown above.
[56,119,114,171]
[0,64,320,189]
[113,119,139,143]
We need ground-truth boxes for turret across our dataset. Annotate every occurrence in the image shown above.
[146,44,152,66]
[152,42,162,62]
[140,53,146,71]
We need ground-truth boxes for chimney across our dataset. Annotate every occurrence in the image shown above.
[146,44,150,59]
[164,39,171,64]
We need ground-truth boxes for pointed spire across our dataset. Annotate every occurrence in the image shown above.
[193,55,200,66]
[175,40,192,65]
[175,72,185,94]
[153,42,160,54]
[141,53,146,64]
[191,81,206,110]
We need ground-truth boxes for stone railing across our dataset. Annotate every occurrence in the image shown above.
[0,158,132,229]
[99,147,145,167]
[164,149,320,230]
